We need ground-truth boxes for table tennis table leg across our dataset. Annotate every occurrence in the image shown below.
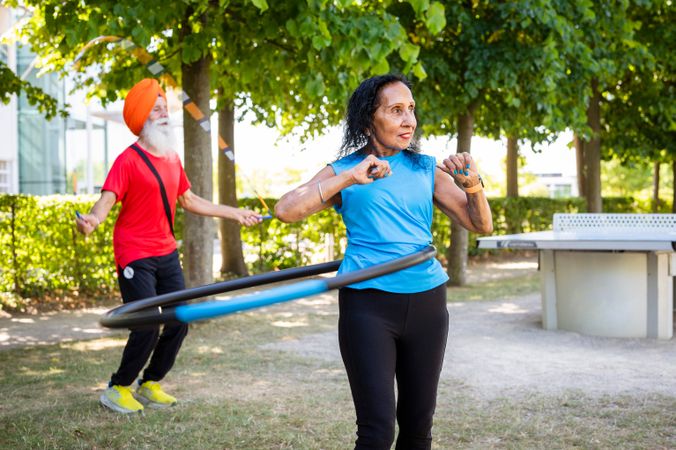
[646,252,674,339]
[540,250,558,330]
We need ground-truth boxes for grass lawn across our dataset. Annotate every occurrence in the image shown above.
[0,273,674,449]
[445,273,541,303]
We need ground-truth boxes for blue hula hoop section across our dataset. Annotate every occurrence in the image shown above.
[175,280,328,323]
[100,246,436,329]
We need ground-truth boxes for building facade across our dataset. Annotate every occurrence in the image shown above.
[0,6,67,195]
[0,7,18,193]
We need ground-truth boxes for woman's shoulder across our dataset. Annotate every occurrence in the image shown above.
[404,151,436,170]
[417,152,436,165]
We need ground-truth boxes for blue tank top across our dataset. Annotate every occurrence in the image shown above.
[330,150,449,293]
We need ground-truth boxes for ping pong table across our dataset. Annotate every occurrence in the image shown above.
[477,214,676,339]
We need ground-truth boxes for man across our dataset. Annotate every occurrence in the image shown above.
[76,78,262,414]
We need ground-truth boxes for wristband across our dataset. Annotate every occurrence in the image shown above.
[464,183,483,194]
[317,181,326,204]
[463,174,484,194]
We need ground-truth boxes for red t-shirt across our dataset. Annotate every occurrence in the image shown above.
[102,144,191,269]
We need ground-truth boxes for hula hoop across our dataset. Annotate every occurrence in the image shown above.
[100,246,436,329]
[100,260,341,329]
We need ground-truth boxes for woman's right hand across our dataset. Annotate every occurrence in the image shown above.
[350,154,391,184]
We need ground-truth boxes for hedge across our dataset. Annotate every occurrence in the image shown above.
[0,195,117,300]
[0,193,669,305]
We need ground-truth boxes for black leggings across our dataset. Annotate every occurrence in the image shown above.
[338,284,449,450]
[110,250,189,387]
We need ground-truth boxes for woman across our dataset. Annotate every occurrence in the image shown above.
[275,74,492,449]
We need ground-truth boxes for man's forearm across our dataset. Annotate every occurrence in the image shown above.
[182,194,233,219]
[90,191,116,223]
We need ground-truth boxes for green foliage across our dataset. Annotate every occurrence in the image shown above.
[0,195,117,299]
[437,197,585,258]
[376,0,595,164]
[602,158,674,200]
[482,197,585,235]
[388,0,671,166]
[601,1,675,164]
[238,198,346,272]
[218,0,437,139]
[12,0,443,141]
[248,0,269,12]
[424,2,446,34]
[0,62,67,119]
[3,193,668,306]
[603,196,672,214]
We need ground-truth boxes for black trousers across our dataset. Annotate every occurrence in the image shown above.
[338,284,449,450]
[109,250,189,387]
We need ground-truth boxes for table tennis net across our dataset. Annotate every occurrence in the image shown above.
[553,213,676,234]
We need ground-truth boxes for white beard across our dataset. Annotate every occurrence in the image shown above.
[140,118,177,154]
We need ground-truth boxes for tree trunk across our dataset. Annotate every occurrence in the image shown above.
[652,161,660,213]
[574,134,586,198]
[218,101,248,277]
[446,102,477,287]
[583,78,602,212]
[181,33,213,288]
[506,135,519,198]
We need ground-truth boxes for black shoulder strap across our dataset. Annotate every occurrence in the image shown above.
[130,143,175,237]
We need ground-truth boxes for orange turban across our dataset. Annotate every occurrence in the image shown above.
[123,78,166,136]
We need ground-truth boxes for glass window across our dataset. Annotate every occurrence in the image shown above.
[0,161,10,193]
[17,45,66,195]
[550,184,572,198]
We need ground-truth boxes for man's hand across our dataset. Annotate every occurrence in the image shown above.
[232,209,263,227]
[75,213,100,236]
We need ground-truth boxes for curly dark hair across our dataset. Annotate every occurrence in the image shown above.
[338,74,421,158]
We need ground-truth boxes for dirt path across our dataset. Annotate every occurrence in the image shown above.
[0,307,127,349]
[265,292,676,400]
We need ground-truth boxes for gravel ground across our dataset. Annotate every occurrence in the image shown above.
[264,292,676,400]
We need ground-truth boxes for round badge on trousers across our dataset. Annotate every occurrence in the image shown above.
[123,266,134,279]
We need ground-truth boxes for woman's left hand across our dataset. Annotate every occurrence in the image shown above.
[437,152,482,190]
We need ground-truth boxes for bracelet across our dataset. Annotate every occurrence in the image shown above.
[317,181,326,203]
[463,174,484,194]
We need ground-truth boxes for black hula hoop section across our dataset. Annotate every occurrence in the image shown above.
[100,246,436,329]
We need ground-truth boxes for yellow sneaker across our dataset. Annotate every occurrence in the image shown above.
[136,381,177,409]
[100,385,144,414]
